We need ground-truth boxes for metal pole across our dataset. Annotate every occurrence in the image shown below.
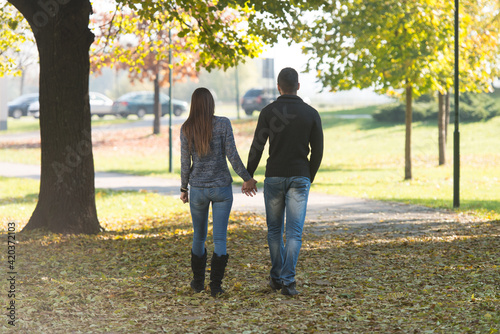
[168,29,173,173]
[0,77,7,131]
[235,65,240,120]
[153,73,161,135]
[453,0,460,208]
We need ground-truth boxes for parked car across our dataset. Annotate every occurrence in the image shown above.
[89,92,114,117]
[27,92,114,118]
[111,91,188,118]
[241,88,278,115]
[7,93,39,119]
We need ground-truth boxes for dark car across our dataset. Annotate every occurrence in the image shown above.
[7,93,39,119]
[241,88,278,115]
[111,91,188,118]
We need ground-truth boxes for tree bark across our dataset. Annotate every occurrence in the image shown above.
[20,69,25,95]
[404,84,412,180]
[438,92,446,165]
[10,0,102,234]
[444,91,450,143]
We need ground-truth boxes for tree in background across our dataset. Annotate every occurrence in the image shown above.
[4,0,302,234]
[297,0,453,180]
[0,3,38,96]
[90,5,262,134]
[91,10,200,134]
[432,0,500,165]
[0,4,28,77]
[296,0,500,178]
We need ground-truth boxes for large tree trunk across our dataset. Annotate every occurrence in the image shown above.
[10,0,102,234]
[404,84,412,180]
[438,92,446,165]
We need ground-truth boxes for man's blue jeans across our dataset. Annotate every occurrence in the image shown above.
[190,186,233,257]
[264,176,311,286]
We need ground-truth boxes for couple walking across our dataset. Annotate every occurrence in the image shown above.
[180,68,324,297]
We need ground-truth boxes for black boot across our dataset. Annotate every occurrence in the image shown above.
[282,281,299,296]
[269,277,282,291]
[190,249,207,293]
[209,253,229,297]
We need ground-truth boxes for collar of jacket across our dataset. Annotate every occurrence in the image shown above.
[276,94,303,102]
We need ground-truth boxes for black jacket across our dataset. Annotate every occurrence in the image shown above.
[246,94,324,182]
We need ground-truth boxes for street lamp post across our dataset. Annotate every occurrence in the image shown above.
[0,78,7,131]
[453,0,460,208]
[168,29,173,173]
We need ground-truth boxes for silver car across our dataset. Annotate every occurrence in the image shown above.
[27,92,114,118]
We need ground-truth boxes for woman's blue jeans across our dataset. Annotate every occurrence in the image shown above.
[264,176,311,286]
[189,185,233,257]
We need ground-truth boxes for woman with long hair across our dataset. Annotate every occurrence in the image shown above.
[180,87,256,297]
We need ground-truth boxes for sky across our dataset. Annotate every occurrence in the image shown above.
[260,38,318,95]
[261,38,391,106]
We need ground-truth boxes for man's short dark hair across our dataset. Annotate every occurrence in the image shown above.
[277,67,299,94]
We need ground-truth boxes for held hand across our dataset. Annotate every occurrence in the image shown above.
[242,178,258,197]
[180,192,189,204]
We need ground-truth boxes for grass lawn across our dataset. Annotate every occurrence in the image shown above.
[0,115,137,134]
[0,177,189,227]
[0,118,41,134]
[311,109,500,218]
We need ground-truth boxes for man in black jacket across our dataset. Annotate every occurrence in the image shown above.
[243,67,324,295]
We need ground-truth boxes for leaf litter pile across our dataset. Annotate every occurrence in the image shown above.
[6,212,499,333]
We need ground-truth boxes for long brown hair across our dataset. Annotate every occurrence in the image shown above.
[182,87,215,156]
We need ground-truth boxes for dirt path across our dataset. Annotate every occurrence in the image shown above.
[233,188,467,236]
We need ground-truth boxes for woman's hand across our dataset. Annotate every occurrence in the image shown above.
[180,192,189,203]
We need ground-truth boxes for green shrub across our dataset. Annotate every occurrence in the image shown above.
[413,102,437,121]
[374,93,498,123]
[373,104,406,122]
[415,93,435,103]
[373,101,436,123]
[450,93,499,122]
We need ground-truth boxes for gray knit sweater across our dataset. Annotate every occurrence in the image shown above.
[181,116,251,189]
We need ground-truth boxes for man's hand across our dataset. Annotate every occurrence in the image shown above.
[180,192,189,203]
[242,178,258,197]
